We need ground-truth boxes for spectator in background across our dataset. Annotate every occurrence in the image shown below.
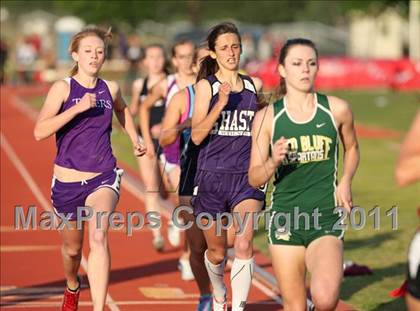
[0,38,8,84]
[257,31,273,61]
[26,33,42,55]
[118,31,129,59]
[239,32,256,69]
[127,34,143,67]
[16,37,37,84]
[124,33,143,91]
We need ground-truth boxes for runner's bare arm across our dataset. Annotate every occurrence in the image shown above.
[139,80,165,154]
[159,89,186,147]
[34,80,94,141]
[191,79,224,145]
[110,81,146,157]
[330,96,360,211]
[248,105,288,187]
[395,111,420,187]
[129,78,144,116]
[251,76,270,107]
[251,76,263,92]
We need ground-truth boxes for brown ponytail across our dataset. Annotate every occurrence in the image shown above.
[274,78,287,99]
[196,55,218,82]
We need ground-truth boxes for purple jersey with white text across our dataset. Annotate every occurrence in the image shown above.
[54,77,116,173]
[197,74,258,173]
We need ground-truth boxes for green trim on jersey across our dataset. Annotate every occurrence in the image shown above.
[270,93,338,214]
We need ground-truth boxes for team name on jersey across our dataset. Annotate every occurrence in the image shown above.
[283,134,333,165]
[72,98,112,109]
[210,110,255,137]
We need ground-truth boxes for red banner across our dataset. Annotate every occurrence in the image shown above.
[247,57,420,91]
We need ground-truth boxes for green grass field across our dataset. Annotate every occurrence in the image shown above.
[29,90,419,310]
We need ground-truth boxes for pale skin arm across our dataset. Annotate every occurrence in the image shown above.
[248,105,289,187]
[329,96,360,212]
[395,111,420,187]
[159,89,189,147]
[251,76,270,107]
[251,76,263,93]
[34,80,96,141]
[109,81,146,157]
[139,80,165,156]
[191,79,230,145]
[129,78,144,116]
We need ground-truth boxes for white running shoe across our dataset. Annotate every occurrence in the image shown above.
[212,296,227,311]
[178,258,195,281]
[153,235,164,252]
[167,220,181,247]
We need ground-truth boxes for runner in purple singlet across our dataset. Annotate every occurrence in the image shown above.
[34,27,146,311]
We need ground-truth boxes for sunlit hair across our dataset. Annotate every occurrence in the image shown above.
[69,26,112,76]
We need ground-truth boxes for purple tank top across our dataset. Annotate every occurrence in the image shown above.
[55,77,116,172]
[197,74,259,173]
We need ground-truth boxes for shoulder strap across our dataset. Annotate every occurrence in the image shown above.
[101,78,113,93]
[273,97,285,116]
[205,75,221,97]
[316,93,330,110]
[187,85,195,118]
[140,77,148,96]
[205,74,217,84]
[167,75,177,95]
[240,74,257,94]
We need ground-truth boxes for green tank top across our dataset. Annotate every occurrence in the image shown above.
[270,93,338,211]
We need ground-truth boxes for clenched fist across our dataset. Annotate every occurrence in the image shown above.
[133,141,147,157]
[218,82,231,107]
[271,136,289,166]
[76,93,96,114]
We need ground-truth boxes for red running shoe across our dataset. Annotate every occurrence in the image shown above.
[62,278,80,311]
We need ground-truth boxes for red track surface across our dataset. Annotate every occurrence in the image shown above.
[0,85,354,310]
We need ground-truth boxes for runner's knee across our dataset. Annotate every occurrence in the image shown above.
[206,248,226,264]
[89,230,108,250]
[234,238,252,257]
[62,243,82,259]
[311,290,339,311]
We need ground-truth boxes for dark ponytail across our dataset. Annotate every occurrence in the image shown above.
[275,78,287,99]
[276,38,318,99]
[197,22,241,82]
[196,55,218,82]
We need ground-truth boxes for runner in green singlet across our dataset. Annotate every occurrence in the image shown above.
[249,38,360,311]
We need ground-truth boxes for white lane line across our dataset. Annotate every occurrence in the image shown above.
[1,133,53,213]
[1,245,60,252]
[0,132,120,311]
[1,286,86,295]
